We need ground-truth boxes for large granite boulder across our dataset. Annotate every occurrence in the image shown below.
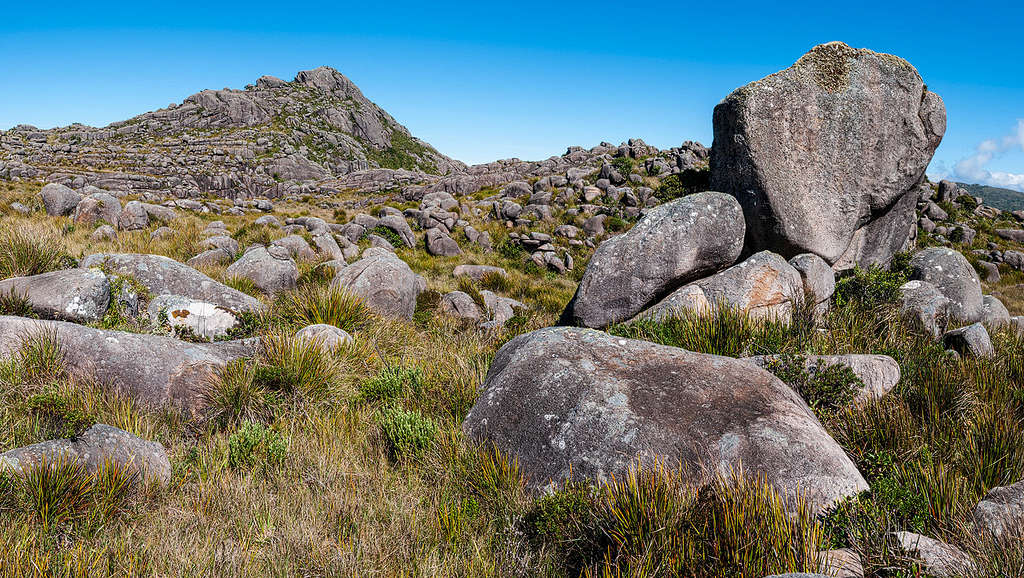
[909,248,983,323]
[224,246,299,294]
[331,248,425,320]
[0,424,171,484]
[40,183,81,216]
[464,327,868,512]
[0,317,258,411]
[80,253,264,313]
[74,192,122,227]
[563,192,744,328]
[0,269,110,323]
[899,280,950,338]
[710,42,945,267]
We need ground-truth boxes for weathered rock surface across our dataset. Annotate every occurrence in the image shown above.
[563,192,744,328]
[943,323,994,359]
[295,323,353,352]
[81,253,263,313]
[629,284,711,323]
[892,532,975,578]
[973,479,1024,540]
[0,317,258,411]
[693,251,804,322]
[0,269,110,323]
[224,246,299,294]
[463,327,868,512]
[40,183,82,216]
[981,294,1011,328]
[148,295,239,339]
[710,42,944,267]
[899,280,950,338]
[0,424,171,484]
[74,192,122,227]
[331,248,424,320]
[789,253,836,314]
[909,248,983,323]
[452,264,506,281]
[439,291,484,322]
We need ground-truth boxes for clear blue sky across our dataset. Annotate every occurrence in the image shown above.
[2,1,1022,190]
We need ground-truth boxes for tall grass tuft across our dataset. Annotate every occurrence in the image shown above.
[203,359,274,429]
[275,284,371,332]
[17,455,138,533]
[254,333,340,401]
[0,226,73,279]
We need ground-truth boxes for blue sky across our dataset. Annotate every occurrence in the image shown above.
[2,1,1022,190]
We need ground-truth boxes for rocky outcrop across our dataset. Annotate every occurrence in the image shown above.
[147,295,239,340]
[295,323,353,352]
[0,269,110,323]
[563,192,744,328]
[0,317,258,411]
[892,532,975,577]
[0,424,171,484]
[81,253,264,313]
[331,248,425,320]
[39,183,81,216]
[463,327,868,512]
[710,42,944,268]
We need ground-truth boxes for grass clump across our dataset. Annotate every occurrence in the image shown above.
[253,333,340,401]
[0,226,74,279]
[276,284,370,332]
[0,289,35,317]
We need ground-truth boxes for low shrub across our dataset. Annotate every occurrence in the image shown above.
[227,421,288,472]
[358,365,422,403]
[362,225,404,248]
[378,405,437,458]
[763,355,861,416]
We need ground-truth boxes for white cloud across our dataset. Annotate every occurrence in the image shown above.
[947,119,1024,192]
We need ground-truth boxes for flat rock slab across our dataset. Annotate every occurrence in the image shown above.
[0,316,259,412]
[81,253,264,314]
[0,424,170,484]
[464,327,867,513]
[0,268,110,323]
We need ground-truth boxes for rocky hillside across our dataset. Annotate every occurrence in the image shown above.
[958,182,1024,212]
[0,67,463,197]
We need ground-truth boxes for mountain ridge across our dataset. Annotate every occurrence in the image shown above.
[0,66,464,197]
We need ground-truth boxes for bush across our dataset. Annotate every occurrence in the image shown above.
[362,225,404,248]
[610,157,635,178]
[227,421,288,472]
[358,365,423,403]
[496,238,524,261]
[378,406,437,458]
[833,263,909,308]
[763,355,861,416]
[655,167,709,201]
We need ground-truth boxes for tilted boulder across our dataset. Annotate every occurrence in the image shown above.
[117,200,150,230]
[899,280,950,338]
[425,227,462,256]
[439,291,484,322]
[0,269,110,323]
[892,532,975,578]
[0,316,258,411]
[789,253,836,315]
[0,424,171,484]
[376,215,416,248]
[943,323,994,359]
[629,284,710,323]
[331,248,425,320]
[224,246,299,294]
[81,253,264,313]
[464,327,868,512]
[710,42,945,267]
[563,192,744,328]
[909,248,983,323]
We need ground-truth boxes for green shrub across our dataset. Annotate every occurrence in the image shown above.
[496,238,524,261]
[24,390,96,439]
[358,365,423,403]
[361,225,404,248]
[606,215,627,233]
[833,263,909,308]
[227,421,288,471]
[655,167,709,201]
[610,157,635,178]
[763,355,861,416]
[378,406,437,458]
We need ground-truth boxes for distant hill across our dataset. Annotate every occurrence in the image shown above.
[957,182,1024,212]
